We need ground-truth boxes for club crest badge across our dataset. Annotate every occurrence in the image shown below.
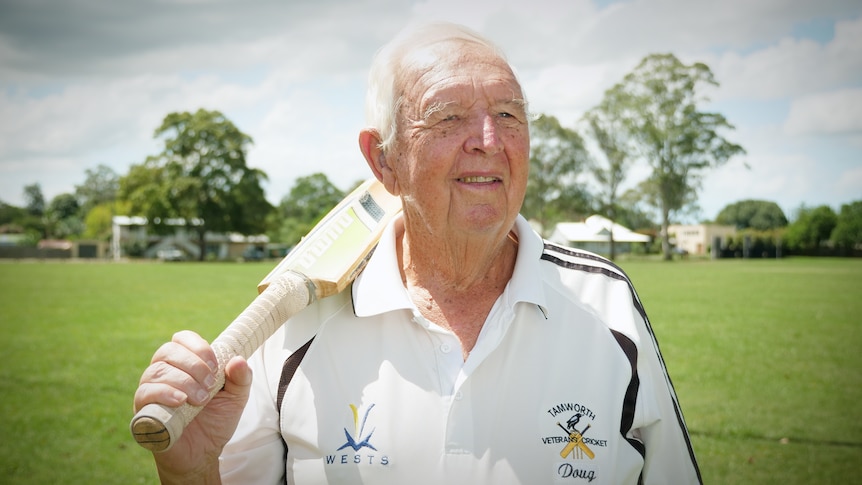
[543,402,607,482]
[556,413,595,460]
[338,403,377,452]
[325,403,390,467]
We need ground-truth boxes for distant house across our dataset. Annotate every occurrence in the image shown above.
[0,238,108,259]
[549,215,651,255]
[667,223,736,256]
[0,233,28,247]
[111,215,270,261]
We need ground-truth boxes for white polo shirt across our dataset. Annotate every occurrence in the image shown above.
[220,215,701,484]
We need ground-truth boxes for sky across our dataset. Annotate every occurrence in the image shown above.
[1,0,860,224]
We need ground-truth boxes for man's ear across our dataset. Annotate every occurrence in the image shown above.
[358,129,399,195]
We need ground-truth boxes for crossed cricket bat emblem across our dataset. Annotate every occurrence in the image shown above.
[556,413,595,460]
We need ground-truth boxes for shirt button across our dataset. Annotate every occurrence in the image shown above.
[454,391,463,400]
[440,343,451,353]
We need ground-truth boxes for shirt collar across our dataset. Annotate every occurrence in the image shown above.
[352,214,413,317]
[508,215,549,316]
[352,214,547,317]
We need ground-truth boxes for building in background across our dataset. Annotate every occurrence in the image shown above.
[111,215,272,261]
[667,223,737,256]
[549,215,651,256]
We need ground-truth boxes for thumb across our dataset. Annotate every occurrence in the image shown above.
[222,356,252,400]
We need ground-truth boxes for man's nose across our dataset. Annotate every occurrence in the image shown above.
[464,113,504,155]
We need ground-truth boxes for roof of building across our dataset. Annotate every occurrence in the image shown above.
[550,215,651,244]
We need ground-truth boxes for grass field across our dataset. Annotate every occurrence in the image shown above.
[0,257,860,484]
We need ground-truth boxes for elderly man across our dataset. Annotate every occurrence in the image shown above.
[134,22,701,484]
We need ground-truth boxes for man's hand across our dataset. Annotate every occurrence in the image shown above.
[133,330,252,484]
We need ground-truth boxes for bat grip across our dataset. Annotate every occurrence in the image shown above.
[130,271,315,452]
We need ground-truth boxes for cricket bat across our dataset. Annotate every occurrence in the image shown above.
[130,178,401,452]
[558,423,594,460]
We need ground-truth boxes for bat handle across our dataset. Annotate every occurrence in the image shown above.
[130,271,315,452]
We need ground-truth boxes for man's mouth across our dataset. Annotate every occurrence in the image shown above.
[459,176,500,183]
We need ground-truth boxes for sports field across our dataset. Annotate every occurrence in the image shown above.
[0,257,859,484]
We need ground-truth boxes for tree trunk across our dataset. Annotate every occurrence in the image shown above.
[197,227,207,261]
[661,206,672,261]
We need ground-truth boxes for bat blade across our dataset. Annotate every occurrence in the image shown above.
[130,178,401,452]
[257,178,401,297]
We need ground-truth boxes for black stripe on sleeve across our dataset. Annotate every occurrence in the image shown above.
[540,242,702,483]
[612,329,645,485]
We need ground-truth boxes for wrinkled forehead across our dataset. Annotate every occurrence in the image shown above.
[396,39,522,100]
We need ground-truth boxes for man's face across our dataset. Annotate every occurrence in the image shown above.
[388,40,530,240]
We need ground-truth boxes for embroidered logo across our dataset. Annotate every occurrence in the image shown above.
[556,413,594,459]
[325,403,390,467]
[544,402,606,482]
[338,403,377,452]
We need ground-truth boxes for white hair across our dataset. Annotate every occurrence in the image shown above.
[364,22,525,153]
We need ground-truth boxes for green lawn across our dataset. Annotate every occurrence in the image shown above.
[0,261,267,484]
[0,258,860,484]
[622,258,862,483]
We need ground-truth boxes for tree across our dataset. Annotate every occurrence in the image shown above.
[0,202,26,227]
[75,165,127,241]
[583,102,634,260]
[715,199,788,230]
[831,200,862,252]
[615,189,657,232]
[523,114,592,234]
[267,173,345,245]
[604,53,746,259]
[119,162,173,234]
[23,183,45,216]
[45,193,83,239]
[20,184,51,238]
[119,109,272,260]
[785,205,837,253]
[47,193,80,221]
[0,202,32,242]
[75,164,119,215]
[83,200,132,240]
[83,203,115,240]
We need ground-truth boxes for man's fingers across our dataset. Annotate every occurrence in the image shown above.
[136,331,220,413]
[222,356,252,395]
[146,342,216,388]
[139,360,216,406]
[168,330,218,371]
[133,382,187,413]
[133,357,250,418]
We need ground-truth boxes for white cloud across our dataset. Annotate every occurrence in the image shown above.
[1,0,860,216]
[249,81,372,204]
[0,1,409,83]
[708,15,862,101]
[784,88,862,135]
[521,63,616,123]
[0,73,270,159]
[835,166,862,200]
[698,150,815,219]
[697,114,861,219]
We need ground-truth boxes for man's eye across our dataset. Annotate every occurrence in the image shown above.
[499,112,523,122]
